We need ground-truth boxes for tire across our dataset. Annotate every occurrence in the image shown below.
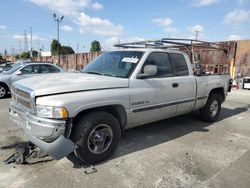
[200,93,223,122]
[71,111,121,164]
[0,84,8,99]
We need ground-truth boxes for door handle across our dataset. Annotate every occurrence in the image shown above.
[172,83,179,88]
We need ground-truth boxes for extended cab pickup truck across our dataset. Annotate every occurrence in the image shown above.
[9,48,230,164]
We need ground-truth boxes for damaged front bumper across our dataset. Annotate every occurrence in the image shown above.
[8,101,78,160]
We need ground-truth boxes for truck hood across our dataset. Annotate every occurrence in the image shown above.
[14,73,129,96]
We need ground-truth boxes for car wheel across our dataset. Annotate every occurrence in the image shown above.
[0,84,8,99]
[71,111,121,164]
[200,93,223,122]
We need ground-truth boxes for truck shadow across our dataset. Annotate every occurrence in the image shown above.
[2,105,248,167]
[113,106,248,159]
[68,105,248,168]
[1,141,28,150]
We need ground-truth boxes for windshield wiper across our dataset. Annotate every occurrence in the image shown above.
[83,71,122,78]
[84,71,103,75]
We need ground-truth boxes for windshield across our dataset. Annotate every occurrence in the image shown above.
[81,51,144,78]
[2,63,23,74]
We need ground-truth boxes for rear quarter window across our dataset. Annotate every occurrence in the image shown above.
[40,65,60,73]
[170,53,189,76]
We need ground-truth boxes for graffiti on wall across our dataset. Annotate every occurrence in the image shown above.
[234,40,250,78]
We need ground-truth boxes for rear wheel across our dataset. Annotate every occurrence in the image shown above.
[200,93,223,122]
[0,84,8,99]
[71,111,121,164]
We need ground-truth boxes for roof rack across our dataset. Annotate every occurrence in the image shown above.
[114,38,228,53]
[114,38,230,74]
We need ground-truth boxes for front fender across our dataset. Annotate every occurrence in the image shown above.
[36,88,130,118]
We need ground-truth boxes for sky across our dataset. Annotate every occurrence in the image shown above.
[0,0,250,55]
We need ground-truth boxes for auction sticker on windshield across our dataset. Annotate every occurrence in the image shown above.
[122,57,139,63]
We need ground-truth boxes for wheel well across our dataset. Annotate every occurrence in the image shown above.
[0,82,9,92]
[72,105,127,130]
[209,87,225,101]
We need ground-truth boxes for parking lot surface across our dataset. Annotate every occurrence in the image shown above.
[0,90,250,188]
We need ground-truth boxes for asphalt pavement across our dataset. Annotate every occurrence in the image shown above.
[0,89,250,188]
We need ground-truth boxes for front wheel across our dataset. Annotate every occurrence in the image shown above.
[200,93,223,122]
[71,111,121,164]
[0,84,8,99]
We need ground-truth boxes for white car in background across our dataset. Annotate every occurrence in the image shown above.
[0,62,65,98]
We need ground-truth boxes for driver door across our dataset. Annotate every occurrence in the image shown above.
[128,52,177,127]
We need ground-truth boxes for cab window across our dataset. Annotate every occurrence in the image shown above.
[169,53,189,76]
[143,52,173,78]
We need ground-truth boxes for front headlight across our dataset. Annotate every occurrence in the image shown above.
[36,105,69,119]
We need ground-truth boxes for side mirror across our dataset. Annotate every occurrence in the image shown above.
[15,70,22,75]
[137,65,157,79]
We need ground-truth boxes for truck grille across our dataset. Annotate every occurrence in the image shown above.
[16,88,30,99]
[11,86,34,113]
[16,97,32,109]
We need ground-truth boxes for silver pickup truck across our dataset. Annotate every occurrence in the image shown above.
[9,48,230,164]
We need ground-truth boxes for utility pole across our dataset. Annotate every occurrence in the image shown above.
[4,48,7,56]
[37,38,40,51]
[77,43,79,54]
[19,39,22,53]
[10,45,12,56]
[195,29,199,41]
[53,13,64,66]
[30,27,33,58]
[24,30,28,52]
